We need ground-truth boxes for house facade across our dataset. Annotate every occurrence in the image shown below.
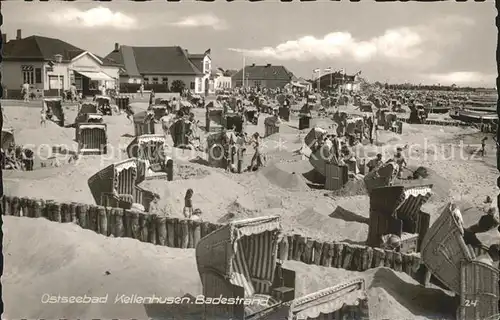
[213,72,232,90]
[231,64,295,89]
[2,30,121,98]
[314,71,361,92]
[104,44,214,95]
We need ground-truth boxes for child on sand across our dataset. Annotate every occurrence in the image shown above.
[40,109,46,127]
[183,188,194,218]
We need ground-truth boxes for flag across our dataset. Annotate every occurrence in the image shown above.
[313,68,320,73]
[324,67,332,72]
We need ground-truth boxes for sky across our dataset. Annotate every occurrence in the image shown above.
[3,1,497,87]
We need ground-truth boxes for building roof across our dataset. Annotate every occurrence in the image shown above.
[232,65,294,81]
[104,46,205,76]
[3,35,120,67]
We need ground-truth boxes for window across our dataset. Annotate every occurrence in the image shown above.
[21,65,34,84]
[204,61,210,73]
[197,79,202,92]
[162,77,168,84]
[254,80,262,87]
[48,75,64,90]
[190,82,195,90]
[152,77,159,84]
[75,75,83,90]
[35,68,42,84]
[143,77,149,84]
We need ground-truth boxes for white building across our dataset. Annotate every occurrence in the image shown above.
[2,30,121,98]
[104,44,214,95]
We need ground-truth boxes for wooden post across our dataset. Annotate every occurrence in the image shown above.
[20,197,29,217]
[321,243,334,267]
[130,210,140,240]
[372,248,386,268]
[3,196,11,215]
[25,198,34,217]
[97,206,107,236]
[303,239,314,264]
[188,220,195,248]
[352,246,364,271]
[278,237,289,261]
[11,197,21,217]
[147,214,157,245]
[88,205,99,231]
[139,212,148,242]
[33,199,44,218]
[402,254,412,276]
[156,215,167,246]
[294,235,306,261]
[76,204,88,228]
[287,235,295,259]
[384,250,394,268]
[123,210,132,237]
[342,244,355,270]
[60,203,70,223]
[166,218,176,247]
[411,255,422,278]
[69,202,78,224]
[313,240,323,265]
[361,247,373,271]
[113,208,125,238]
[393,252,403,272]
[105,207,113,236]
[332,242,344,268]
[292,234,302,261]
[173,218,181,247]
[192,220,201,248]
[51,202,62,222]
[107,207,116,237]
[180,220,189,249]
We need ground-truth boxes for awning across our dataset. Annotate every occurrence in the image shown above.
[76,71,114,81]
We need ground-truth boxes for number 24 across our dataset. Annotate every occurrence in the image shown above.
[465,299,478,307]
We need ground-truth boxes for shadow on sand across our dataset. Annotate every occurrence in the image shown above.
[329,206,369,224]
[370,268,456,319]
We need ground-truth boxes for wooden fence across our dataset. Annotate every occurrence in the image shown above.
[2,195,422,279]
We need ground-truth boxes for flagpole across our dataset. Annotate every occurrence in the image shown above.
[329,69,332,92]
[318,69,321,92]
[242,56,245,88]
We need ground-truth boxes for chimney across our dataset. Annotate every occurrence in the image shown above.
[114,43,120,51]
[266,63,271,67]
[251,63,255,67]
[16,29,21,40]
[2,33,6,45]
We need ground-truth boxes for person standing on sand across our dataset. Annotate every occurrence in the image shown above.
[248,132,263,171]
[480,137,488,156]
[22,82,30,102]
[393,147,407,178]
[183,189,194,218]
[149,89,155,107]
[40,109,47,127]
[139,83,144,98]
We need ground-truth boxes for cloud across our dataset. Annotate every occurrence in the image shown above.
[49,6,137,30]
[228,15,473,67]
[423,72,495,85]
[171,14,227,30]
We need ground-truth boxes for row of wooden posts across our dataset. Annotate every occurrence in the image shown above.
[2,196,422,279]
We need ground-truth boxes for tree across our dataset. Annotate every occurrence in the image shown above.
[170,80,186,93]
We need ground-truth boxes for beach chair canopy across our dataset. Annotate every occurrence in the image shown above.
[1,128,15,150]
[79,103,98,115]
[289,279,367,319]
[196,216,282,295]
